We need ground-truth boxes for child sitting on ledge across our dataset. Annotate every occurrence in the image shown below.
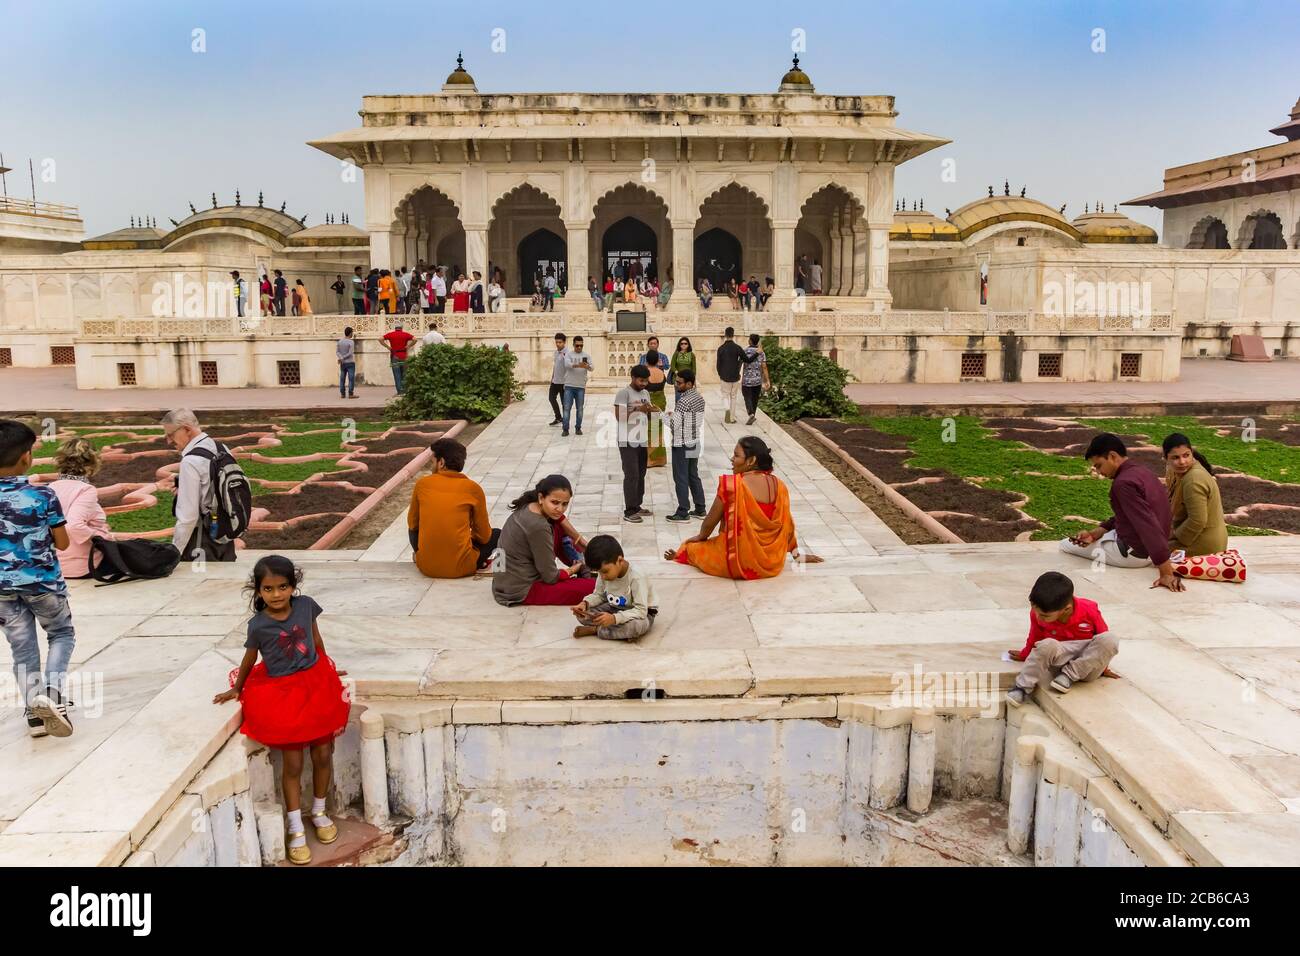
[1006,571,1118,707]
[571,534,656,641]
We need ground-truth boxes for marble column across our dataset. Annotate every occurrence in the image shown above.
[368,228,393,270]
[565,222,589,298]
[769,222,796,309]
[849,211,868,297]
[867,226,892,310]
[668,220,695,306]
[464,226,488,283]
[828,209,844,295]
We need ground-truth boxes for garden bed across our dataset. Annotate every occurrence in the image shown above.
[811,413,1299,543]
[30,419,464,547]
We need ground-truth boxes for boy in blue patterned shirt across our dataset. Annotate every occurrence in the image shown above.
[0,420,76,737]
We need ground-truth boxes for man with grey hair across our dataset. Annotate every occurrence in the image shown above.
[162,409,236,562]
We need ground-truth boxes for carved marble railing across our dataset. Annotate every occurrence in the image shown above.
[78,310,1177,338]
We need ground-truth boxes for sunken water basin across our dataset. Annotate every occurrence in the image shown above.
[137,692,1185,867]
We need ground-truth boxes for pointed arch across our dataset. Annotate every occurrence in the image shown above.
[1188,215,1230,250]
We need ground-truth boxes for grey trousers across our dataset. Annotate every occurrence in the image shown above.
[1016,632,1119,691]
[1059,530,1152,569]
[583,601,654,641]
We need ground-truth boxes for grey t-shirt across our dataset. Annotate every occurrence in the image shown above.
[337,336,355,362]
[245,595,322,677]
[615,384,651,446]
[551,347,569,384]
[564,350,592,388]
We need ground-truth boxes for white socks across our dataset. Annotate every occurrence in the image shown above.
[311,797,331,826]
[286,809,305,848]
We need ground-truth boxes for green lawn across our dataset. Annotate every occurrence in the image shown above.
[252,430,358,458]
[107,491,176,533]
[1080,416,1297,484]
[854,415,1285,540]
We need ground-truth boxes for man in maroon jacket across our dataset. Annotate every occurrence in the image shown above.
[1060,433,1184,592]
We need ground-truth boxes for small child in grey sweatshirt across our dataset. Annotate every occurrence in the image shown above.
[570,535,656,641]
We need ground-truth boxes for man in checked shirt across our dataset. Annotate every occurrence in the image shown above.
[665,369,708,521]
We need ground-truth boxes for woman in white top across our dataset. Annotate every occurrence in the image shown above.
[488,280,505,312]
[49,438,111,579]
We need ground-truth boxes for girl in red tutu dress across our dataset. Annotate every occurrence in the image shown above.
[212,555,350,865]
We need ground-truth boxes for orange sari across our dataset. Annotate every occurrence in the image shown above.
[674,472,795,580]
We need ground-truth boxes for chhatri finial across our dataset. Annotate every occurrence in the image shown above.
[188,201,196,215]
[130,216,135,228]
[1020,186,1026,198]
[235,189,241,206]
[279,201,286,213]
[792,54,800,70]
[1085,202,1090,213]
[1004,179,1010,196]
[1059,204,1067,215]
[169,217,179,226]
[211,192,218,209]
[258,190,264,207]
[988,185,994,198]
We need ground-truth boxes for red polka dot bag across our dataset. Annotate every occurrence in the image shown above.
[1172,548,1247,583]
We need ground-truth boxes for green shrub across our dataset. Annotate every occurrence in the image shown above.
[758,337,856,423]
[387,344,523,423]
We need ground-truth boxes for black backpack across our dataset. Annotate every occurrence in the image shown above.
[89,536,181,585]
[184,443,253,544]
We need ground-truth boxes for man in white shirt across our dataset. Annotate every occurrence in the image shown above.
[810,259,823,295]
[422,323,447,347]
[162,408,236,562]
[431,268,448,313]
[615,365,655,522]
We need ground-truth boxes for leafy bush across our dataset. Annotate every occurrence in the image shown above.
[386,343,524,422]
[758,336,856,423]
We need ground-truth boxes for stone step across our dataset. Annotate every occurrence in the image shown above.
[1032,676,1284,835]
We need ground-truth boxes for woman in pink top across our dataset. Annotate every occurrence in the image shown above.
[49,438,111,579]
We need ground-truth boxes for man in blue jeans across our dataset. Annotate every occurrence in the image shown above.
[561,335,592,437]
[336,326,358,399]
[0,419,76,738]
[665,369,707,520]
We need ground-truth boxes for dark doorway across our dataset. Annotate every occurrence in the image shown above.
[694,227,741,292]
[517,228,567,295]
[602,217,658,282]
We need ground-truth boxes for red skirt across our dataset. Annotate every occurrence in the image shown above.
[452,291,470,312]
[229,655,351,750]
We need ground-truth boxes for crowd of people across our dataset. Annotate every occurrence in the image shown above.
[0,364,1246,863]
[330,262,511,317]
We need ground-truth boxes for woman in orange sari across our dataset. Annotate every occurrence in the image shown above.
[665,436,821,579]
[378,270,398,314]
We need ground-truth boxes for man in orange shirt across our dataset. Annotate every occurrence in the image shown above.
[408,437,498,578]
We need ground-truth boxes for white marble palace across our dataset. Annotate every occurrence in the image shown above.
[1,58,1297,388]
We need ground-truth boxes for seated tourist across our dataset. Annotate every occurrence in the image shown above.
[665,436,821,579]
[1163,432,1227,558]
[656,277,673,309]
[49,438,111,580]
[698,278,713,309]
[570,534,657,641]
[407,437,498,578]
[727,278,741,310]
[1060,433,1183,592]
[624,278,638,305]
[492,474,596,606]
[1005,571,1118,707]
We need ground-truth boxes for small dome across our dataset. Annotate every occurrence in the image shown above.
[890,208,959,241]
[1072,208,1158,243]
[779,56,814,92]
[948,194,1081,242]
[82,224,166,250]
[443,53,477,91]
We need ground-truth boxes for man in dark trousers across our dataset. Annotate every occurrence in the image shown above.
[615,365,654,522]
[1061,433,1183,592]
[715,326,748,424]
[547,332,568,426]
[272,269,288,316]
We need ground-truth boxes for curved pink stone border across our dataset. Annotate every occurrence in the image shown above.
[310,420,467,550]
[796,420,962,544]
[30,420,467,548]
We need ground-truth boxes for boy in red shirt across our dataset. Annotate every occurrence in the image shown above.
[1006,571,1118,706]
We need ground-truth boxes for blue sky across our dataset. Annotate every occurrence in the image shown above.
[1,0,1294,237]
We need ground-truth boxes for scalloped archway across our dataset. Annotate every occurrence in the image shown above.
[591,184,671,284]
[695,183,771,293]
[393,185,463,269]
[489,184,565,294]
[795,184,865,294]
[1187,215,1230,250]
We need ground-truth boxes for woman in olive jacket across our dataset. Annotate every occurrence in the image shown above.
[1162,432,1227,557]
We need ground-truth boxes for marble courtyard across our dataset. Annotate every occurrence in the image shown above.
[1,386,1298,866]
